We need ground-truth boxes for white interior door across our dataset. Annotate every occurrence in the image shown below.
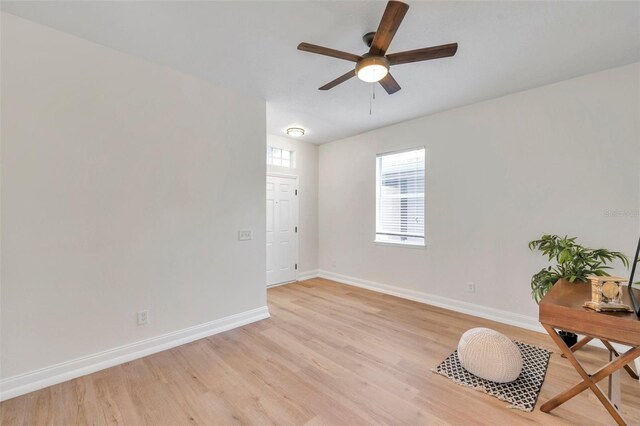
[266,175,297,286]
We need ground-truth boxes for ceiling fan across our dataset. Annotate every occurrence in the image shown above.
[297,0,458,95]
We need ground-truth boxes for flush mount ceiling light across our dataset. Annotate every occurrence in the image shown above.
[355,55,389,83]
[286,127,305,137]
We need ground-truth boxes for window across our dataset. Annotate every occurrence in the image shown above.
[375,148,425,246]
[267,146,294,168]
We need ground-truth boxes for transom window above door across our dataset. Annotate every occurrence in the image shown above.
[375,147,425,247]
[267,146,294,168]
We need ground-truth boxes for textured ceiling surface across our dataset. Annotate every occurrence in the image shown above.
[2,1,639,144]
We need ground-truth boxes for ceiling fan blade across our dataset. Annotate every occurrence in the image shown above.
[319,70,356,90]
[298,42,362,62]
[386,43,458,65]
[379,73,401,95]
[369,1,410,56]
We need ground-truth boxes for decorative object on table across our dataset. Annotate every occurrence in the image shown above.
[584,275,632,312]
[457,328,523,383]
[433,340,551,412]
[528,234,629,345]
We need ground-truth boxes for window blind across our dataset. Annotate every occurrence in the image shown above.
[375,148,425,246]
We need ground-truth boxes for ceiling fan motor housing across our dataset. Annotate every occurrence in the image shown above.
[362,32,376,47]
[356,55,390,71]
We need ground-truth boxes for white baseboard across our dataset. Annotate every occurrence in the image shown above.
[318,270,543,333]
[0,306,270,402]
[267,280,296,289]
[265,270,319,289]
[317,270,629,353]
[297,269,319,281]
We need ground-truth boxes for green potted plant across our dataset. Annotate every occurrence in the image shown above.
[528,234,629,346]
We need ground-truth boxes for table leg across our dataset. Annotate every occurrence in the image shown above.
[608,349,621,410]
[540,324,640,426]
[601,339,640,380]
[569,336,593,353]
[561,336,592,358]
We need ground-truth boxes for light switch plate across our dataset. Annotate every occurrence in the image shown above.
[238,229,252,241]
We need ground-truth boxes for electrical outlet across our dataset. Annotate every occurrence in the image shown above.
[238,229,252,241]
[466,282,476,293]
[137,310,149,325]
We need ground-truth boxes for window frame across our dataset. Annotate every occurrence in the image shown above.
[266,146,295,168]
[374,146,427,249]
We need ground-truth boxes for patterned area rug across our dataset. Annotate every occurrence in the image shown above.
[433,341,552,412]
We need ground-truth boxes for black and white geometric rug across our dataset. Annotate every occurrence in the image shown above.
[433,341,552,412]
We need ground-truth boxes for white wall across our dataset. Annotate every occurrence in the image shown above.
[267,134,318,276]
[319,63,640,321]
[1,12,267,392]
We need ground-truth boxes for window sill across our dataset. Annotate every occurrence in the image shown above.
[374,241,427,249]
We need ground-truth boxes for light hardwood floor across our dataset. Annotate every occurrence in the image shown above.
[2,278,639,425]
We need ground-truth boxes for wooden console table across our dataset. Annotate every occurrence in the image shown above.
[539,279,640,425]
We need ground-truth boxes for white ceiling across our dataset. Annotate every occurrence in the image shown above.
[2,1,639,144]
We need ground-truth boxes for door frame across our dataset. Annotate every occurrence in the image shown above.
[266,172,299,287]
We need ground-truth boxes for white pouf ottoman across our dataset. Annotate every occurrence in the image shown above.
[457,327,523,383]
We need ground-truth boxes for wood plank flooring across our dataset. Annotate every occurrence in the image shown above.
[2,278,639,425]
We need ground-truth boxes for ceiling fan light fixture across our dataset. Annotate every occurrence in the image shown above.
[356,56,389,83]
[297,0,457,94]
[286,127,305,137]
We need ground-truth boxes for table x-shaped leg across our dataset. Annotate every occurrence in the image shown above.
[600,339,640,380]
[540,323,640,426]
[562,337,639,381]
[567,336,593,354]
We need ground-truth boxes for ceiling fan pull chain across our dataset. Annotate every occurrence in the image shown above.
[369,83,376,116]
